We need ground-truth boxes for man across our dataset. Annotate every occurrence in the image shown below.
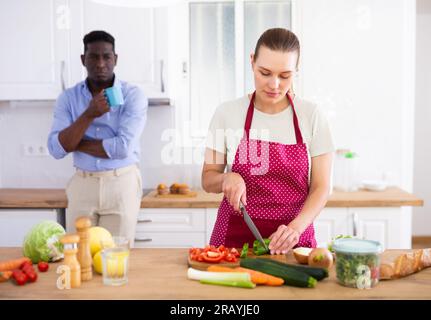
[48,30,148,245]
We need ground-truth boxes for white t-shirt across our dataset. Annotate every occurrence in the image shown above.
[206,94,335,171]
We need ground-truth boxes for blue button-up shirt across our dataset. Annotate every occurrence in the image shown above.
[47,76,148,172]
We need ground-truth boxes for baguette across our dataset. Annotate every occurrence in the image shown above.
[379,248,431,280]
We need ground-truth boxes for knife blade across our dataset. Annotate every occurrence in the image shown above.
[239,201,269,252]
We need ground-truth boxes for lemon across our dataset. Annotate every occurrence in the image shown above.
[88,227,113,257]
[92,250,129,276]
[93,251,103,274]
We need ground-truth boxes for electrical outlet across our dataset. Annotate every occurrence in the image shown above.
[23,144,49,157]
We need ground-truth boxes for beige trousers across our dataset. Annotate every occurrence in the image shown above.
[65,164,143,247]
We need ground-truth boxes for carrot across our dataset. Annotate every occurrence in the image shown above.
[207,265,284,286]
[236,267,284,286]
[207,265,237,273]
[0,257,31,272]
[0,271,13,282]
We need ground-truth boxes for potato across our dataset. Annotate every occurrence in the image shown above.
[308,248,333,269]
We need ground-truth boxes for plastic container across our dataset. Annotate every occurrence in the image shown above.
[332,238,382,289]
[333,149,359,192]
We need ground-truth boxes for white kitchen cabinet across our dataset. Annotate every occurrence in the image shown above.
[134,208,220,248]
[205,208,218,244]
[314,208,351,247]
[135,208,205,233]
[136,206,411,249]
[0,0,70,100]
[134,231,205,248]
[68,0,169,99]
[351,207,411,250]
[0,0,170,100]
[314,207,411,250]
[134,208,206,248]
[0,209,58,247]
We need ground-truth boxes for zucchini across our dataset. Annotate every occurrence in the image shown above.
[258,258,329,281]
[240,258,317,288]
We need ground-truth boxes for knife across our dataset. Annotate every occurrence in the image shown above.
[239,201,269,252]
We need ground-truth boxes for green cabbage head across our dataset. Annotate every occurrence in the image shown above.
[23,220,66,263]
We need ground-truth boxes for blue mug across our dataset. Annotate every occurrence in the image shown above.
[104,86,124,107]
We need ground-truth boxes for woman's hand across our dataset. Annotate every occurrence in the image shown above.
[268,224,300,255]
[222,172,247,212]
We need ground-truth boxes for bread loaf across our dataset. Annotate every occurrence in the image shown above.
[379,248,431,280]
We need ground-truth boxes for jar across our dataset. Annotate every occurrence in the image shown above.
[333,149,359,192]
[332,238,382,289]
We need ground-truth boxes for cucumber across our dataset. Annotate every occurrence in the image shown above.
[258,258,329,281]
[240,258,317,288]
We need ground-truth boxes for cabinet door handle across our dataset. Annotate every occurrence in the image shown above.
[182,61,188,78]
[137,219,152,223]
[352,212,359,237]
[135,238,153,242]
[60,60,66,91]
[160,59,165,93]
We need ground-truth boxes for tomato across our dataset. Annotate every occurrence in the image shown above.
[197,253,205,262]
[25,271,38,283]
[12,270,28,286]
[189,245,240,263]
[20,261,33,270]
[224,253,237,262]
[37,262,49,272]
[371,267,379,280]
[22,264,35,273]
[230,248,240,257]
[202,251,223,263]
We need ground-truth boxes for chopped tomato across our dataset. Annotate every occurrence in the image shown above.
[224,253,237,262]
[230,248,240,257]
[189,245,241,263]
[202,251,223,263]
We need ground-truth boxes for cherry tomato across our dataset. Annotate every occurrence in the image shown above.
[12,270,28,286]
[37,262,49,272]
[20,261,33,270]
[25,271,38,283]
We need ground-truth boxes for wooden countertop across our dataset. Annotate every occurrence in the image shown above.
[0,187,423,209]
[0,247,430,300]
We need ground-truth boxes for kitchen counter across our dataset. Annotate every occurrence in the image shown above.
[0,247,430,300]
[0,187,423,209]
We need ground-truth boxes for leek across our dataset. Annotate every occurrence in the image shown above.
[200,279,256,288]
[187,268,251,282]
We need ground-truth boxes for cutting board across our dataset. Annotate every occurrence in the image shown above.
[188,256,240,271]
[155,191,198,198]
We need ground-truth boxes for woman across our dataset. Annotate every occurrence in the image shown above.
[202,28,334,255]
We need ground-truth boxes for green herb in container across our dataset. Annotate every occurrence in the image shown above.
[332,238,382,289]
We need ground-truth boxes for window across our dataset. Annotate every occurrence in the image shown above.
[173,0,294,146]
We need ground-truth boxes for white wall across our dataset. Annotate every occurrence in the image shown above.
[0,0,425,235]
[413,0,431,236]
[299,0,415,190]
[0,101,202,189]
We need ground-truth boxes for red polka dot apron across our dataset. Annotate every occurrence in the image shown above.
[210,92,317,248]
